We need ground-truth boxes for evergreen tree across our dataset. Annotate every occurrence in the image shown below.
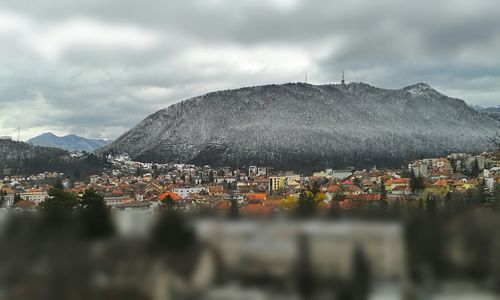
[296,191,316,218]
[410,172,424,195]
[162,194,175,210]
[229,194,239,219]
[39,182,78,223]
[311,180,321,195]
[470,158,480,177]
[380,180,387,201]
[426,194,436,212]
[13,193,22,204]
[329,190,344,218]
[150,209,196,256]
[478,179,494,207]
[77,188,114,239]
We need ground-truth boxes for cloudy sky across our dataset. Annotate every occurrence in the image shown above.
[0,0,499,141]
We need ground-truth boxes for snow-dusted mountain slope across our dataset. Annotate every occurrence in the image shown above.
[28,132,111,153]
[101,82,500,170]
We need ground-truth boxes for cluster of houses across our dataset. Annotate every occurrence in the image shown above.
[1,152,499,216]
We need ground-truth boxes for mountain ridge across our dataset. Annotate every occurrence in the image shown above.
[28,132,111,153]
[101,82,500,171]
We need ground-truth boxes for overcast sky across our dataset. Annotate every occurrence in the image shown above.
[0,0,499,140]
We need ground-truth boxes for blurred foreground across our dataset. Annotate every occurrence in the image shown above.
[1,208,500,300]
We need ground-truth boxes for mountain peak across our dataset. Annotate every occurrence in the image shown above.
[403,83,440,96]
[39,132,58,137]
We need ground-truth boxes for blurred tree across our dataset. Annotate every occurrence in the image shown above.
[229,194,239,219]
[380,180,387,201]
[410,172,424,194]
[351,246,371,300]
[39,182,78,222]
[77,188,114,239]
[426,194,436,212]
[296,234,314,300]
[161,194,175,210]
[296,191,316,218]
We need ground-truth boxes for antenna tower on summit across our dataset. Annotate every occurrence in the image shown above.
[341,70,345,85]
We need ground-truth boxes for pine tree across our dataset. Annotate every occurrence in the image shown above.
[39,182,78,229]
[77,188,114,239]
[410,172,424,195]
[162,195,175,210]
[13,193,22,204]
[380,180,387,201]
[229,194,239,219]
[296,191,316,218]
[471,158,480,177]
[478,179,494,207]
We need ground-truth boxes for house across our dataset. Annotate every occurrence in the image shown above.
[13,200,37,212]
[391,185,411,195]
[208,186,224,196]
[104,196,134,207]
[19,189,48,205]
[245,193,267,203]
[331,170,353,180]
[173,186,207,199]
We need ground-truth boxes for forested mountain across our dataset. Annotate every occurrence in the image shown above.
[101,82,500,171]
[0,139,108,178]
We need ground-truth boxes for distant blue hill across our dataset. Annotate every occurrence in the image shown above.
[28,132,111,153]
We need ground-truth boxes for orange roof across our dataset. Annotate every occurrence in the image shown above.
[433,179,449,187]
[14,200,36,208]
[209,186,224,193]
[246,193,267,201]
[393,178,409,184]
[1,187,13,194]
[215,200,230,210]
[158,192,182,201]
[327,184,341,193]
[392,185,410,191]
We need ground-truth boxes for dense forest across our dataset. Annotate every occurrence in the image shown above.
[0,139,108,178]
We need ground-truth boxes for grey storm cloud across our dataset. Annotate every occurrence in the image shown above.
[0,0,499,140]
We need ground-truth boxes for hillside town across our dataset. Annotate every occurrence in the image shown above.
[2,151,499,218]
[1,152,500,299]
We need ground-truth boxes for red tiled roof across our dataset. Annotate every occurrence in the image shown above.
[246,193,267,201]
[158,192,181,201]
